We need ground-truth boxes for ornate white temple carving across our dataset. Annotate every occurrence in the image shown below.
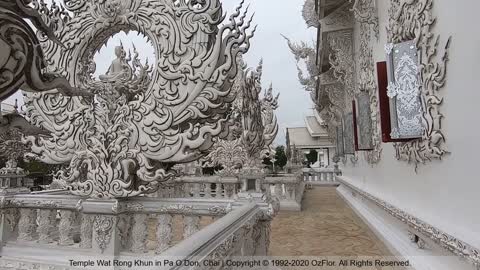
[203,59,279,176]
[22,0,255,198]
[387,0,451,169]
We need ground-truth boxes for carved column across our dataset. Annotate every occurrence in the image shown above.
[59,210,75,246]
[183,215,200,239]
[18,208,37,241]
[155,214,173,254]
[80,214,94,248]
[37,209,56,244]
[130,214,148,253]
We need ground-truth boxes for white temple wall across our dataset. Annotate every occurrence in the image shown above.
[342,0,480,248]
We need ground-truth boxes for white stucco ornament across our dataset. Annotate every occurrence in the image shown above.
[203,59,279,175]
[23,0,255,198]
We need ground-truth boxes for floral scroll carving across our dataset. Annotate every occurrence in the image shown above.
[93,215,115,253]
[22,0,255,197]
[203,59,279,175]
[351,0,382,164]
[387,0,451,169]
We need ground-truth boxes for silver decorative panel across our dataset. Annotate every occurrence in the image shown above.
[336,125,345,156]
[356,92,373,150]
[343,113,355,154]
[385,40,424,139]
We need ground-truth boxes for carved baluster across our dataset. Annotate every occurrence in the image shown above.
[286,184,295,201]
[183,215,200,239]
[193,183,201,198]
[274,183,283,198]
[18,208,37,241]
[80,214,94,248]
[130,214,148,253]
[37,209,56,244]
[185,183,192,197]
[117,215,131,250]
[174,185,183,197]
[204,184,212,198]
[224,184,233,199]
[155,214,173,254]
[59,210,74,246]
[215,183,222,198]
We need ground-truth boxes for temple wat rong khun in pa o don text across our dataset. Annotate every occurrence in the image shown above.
[0,0,479,269]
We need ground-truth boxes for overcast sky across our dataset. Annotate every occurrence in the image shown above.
[4,0,315,145]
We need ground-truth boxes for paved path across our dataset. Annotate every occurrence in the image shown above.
[269,186,393,258]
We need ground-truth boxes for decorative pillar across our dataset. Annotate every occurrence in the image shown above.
[155,214,173,254]
[59,210,75,246]
[183,215,200,239]
[130,213,148,253]
[37,209,56,244]
[18,208,37,241]
[80,214,94,248]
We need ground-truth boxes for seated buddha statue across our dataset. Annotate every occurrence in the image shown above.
[99,45,131,82]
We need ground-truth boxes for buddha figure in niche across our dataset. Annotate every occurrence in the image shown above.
[99,44,131,82]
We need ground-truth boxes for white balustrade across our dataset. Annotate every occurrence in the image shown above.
[302,167,342,186]
[174,176,240,199]
[0,192,276,268]
[264,174,305,211]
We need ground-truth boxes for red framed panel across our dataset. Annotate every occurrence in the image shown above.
[376,61,414,143]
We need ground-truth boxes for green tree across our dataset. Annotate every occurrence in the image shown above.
[305,149,318,165]
[273,146,287,169]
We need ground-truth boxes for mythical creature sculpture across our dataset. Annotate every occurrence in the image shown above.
[282,35,318,94]
[23,0,255,198]
[203,59,279,175]
[0,0,91,100]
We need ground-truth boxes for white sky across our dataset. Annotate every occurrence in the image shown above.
[4,0,315,145]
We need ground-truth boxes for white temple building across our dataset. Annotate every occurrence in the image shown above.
[286,112,336,167]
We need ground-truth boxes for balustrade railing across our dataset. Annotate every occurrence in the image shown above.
[171,173,305,212]
[162,201,272,266]
[264,174,305,211]
[0,190,276,269]
[170,176,240,199]
[302,167,342,185]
